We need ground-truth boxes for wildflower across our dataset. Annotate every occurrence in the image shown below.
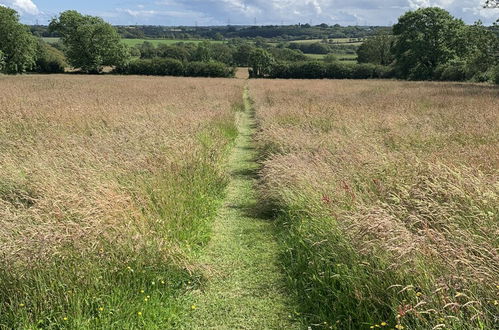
[127,266,134,272]
[98,307,104,312]
[147,295,150,299]
[63,317,68,321]
[381,322,388,326]
[144,298,148,302]
[161,280,165,284]
[370,326,375,329]
[494,300,498,306]
[19,303,25,307]
[151,281,155,285]
[137,311,142,316]
[416,292,422,297]
[140,290,145,294]
[395,325,404,329]
[191,305,197,310]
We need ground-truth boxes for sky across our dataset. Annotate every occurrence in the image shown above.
[1,0,498,26]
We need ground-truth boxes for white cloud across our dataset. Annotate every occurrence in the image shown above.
[0,0,39,15]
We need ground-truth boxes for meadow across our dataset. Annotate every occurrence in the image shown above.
[0,74,497,329]
[0,75,243,328]
[250,79,498,329]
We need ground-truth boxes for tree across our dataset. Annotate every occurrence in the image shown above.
[233,44,255,66]
[248,48,274,77]
[0,50,5,72]
[458,21,499,80]
[393,7,465,80]
[0,7,37,74]
[31,41,67,73]
[357,33,395,65]
[49,10,130,73]
[484,0,499,8]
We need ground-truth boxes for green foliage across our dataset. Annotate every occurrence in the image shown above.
[323,54,338,63]
[434,59,467,81]
[269,48,307,62]
[0,7,37,74]
[458,21,499,81]
[185,61,235,77]
[115,58,184,76]
[49,10,130,73]
[31,41,67,73]
[493,65,499,84]
[115,58,234,77]
[289,42,331,54]
[248,48,274,78]
[357,33,395,65]
[268,61,392,79]
[0,50,4,72]
[393,7,465,80]
[233,44,255,66]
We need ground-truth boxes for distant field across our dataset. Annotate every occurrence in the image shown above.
[42,37,223,46]
[305,53,358,63]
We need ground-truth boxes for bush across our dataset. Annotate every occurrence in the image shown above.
[267,61,391,80]
[185,61,235,77]
[350,63,377,79]
[434,60,467,81]
[493,65,499,85]
[0,50,4,72]
[115,58,235,78]
[324,62,353,79]
[31,41,67,73]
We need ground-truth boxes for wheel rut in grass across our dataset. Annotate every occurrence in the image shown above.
[184,87,300,329]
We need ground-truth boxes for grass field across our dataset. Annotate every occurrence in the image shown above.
[250,79,498,329]
[1,75,497,329]
[0,75,243,328]
[42,37,223,46]
[305,53,358,63]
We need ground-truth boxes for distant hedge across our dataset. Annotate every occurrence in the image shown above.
[115,58,235,78]
[266,61,394,79]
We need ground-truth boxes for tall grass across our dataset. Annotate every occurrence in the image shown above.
[250,80,498,329]
[0,75,243,328]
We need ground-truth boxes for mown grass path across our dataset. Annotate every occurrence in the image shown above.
[183,88,300,329]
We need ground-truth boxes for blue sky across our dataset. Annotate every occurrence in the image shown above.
[1,0,498,26]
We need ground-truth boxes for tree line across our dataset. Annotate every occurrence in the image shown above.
[30,23,387,42]
[2,6,499,83]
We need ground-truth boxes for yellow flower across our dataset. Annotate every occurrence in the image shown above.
[151,281,155,285]
[140,290,145,294]
[144,298,148,302]
[381,322,388,326]
[191,305,197,310]
[370,326,375,329]
[416,292,422,297]
[98,307,104,312]
[494,300,498,306]
[161,280,165,284]
[137,311,142,316]
[63,317,68,321]
[395,325,404,330]
[19,303,25,307]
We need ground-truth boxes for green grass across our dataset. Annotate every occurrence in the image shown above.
[182,88,301,329]
[305,53,358,63]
